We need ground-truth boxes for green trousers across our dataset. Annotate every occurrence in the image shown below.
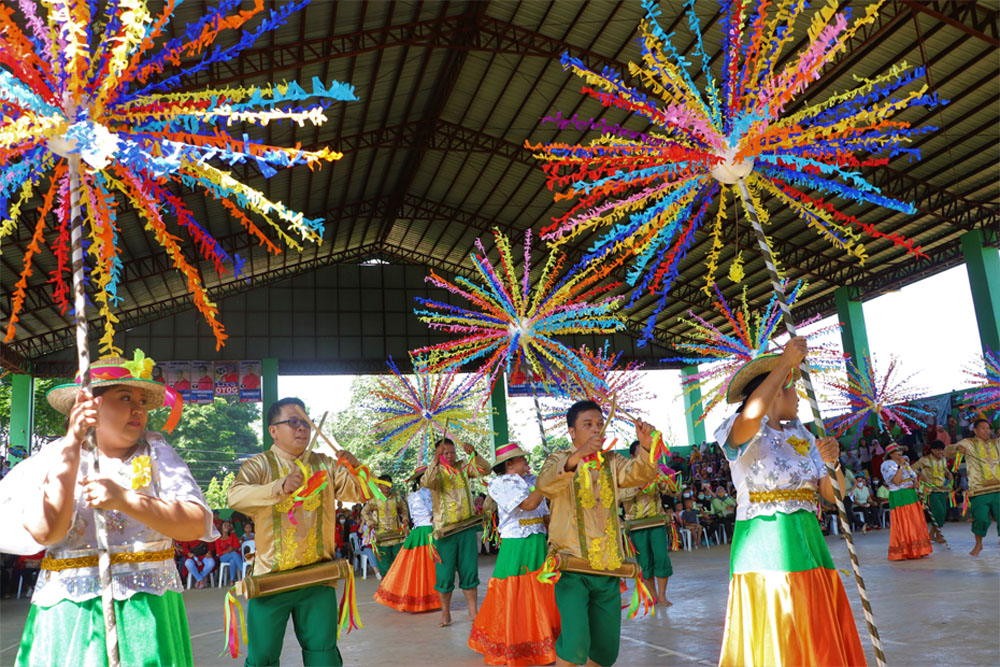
[553,571,621,666]
[375,542,403,574]
[970,492,1000,537]
[434,526,480,593]
[630,524,673,579]
[245,584,341,667]
[927,491,949,528]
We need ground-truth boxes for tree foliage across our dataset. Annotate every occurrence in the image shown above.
[0,376,75,457]
[205,471,237,509]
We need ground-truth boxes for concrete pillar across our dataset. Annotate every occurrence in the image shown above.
[9,373,34,453]
[262,358,278,448]
[489,375,510,448]
[961,228,1000,357]
[834,286,871,363]
[681,365,706,446]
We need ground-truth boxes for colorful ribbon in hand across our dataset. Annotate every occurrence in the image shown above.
[287,460,328,525]
[536,553,561,585]
[951,449,964,473]
[219,587,248,659]
[648,430,670,463]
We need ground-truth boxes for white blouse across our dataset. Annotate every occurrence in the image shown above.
[715,414,827,521]
[488,473,548,539]
[0,433,217,607]
[880,459,917,491]
[408,488,433,527]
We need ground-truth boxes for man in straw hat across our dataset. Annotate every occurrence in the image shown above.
[946,418,1000,556]
[536,399,660,667]
[0,350,216,666]
[228,397,367,667]
[422,437,492,626]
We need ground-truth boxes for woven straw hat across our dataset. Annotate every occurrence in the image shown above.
[725,354,801,404]
[46,351,167,415]
[493,442,529,468]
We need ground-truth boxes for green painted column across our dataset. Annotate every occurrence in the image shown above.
[489,375,510,448]
[681,365,706,446]
[261,358,278,448]
[834,286,871,363]
[9,374,34,452]
[961,228,1000,356]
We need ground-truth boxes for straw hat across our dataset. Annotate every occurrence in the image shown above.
[46,350,167,415]
[493,442,529,468]
[725,353,801,404]
[408,465,429,482]
[884,442,904,457]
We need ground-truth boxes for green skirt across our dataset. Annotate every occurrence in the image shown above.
[889,487,919,508]
[16,591,192,667]
[403,524,433,548]
[492,532,547,579]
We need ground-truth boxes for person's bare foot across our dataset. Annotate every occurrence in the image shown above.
[970,544,983,557]
[440,610,452,627]
[468,608,477,621]
[657,598,673,607]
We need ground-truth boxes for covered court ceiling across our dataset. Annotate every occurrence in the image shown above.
[2,0,998,374]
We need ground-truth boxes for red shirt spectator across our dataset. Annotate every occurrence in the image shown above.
[215,533,240,558]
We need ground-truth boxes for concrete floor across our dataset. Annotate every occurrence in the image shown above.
[2,522,998,666]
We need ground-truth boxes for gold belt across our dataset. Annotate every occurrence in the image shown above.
[748,488,817,504]
[519,517,545,526]
[41,547,175,572]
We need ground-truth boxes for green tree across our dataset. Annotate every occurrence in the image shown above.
[527,435,571,470]
[204,471,237,509]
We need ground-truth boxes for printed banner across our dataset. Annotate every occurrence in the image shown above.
[214,361,239,398]
[239,361,262,403]
[164,361,193,402]
[190,361,215,404]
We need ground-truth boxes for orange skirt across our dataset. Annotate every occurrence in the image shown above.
[888,491,933,561]
[721,569,867,667]
[373,525,441,612]
[468,572,560,665]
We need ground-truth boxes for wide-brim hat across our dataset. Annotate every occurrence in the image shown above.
[45,351,178,430]
[493,442,528,468]
[726,354,802,404]
[408,465,428,481]
[884,442,904,457]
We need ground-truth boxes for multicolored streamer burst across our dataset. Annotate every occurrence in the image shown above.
[826,354,934,439]
[1,0,355,353]
[370,358,489,465]
[411,228,624,401]
[542,342,653,438]
[959,348,999,422]
[663,282,843,420]
[527,0,943,342]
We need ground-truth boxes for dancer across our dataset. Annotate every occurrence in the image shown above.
[361,474,410,575]
[947,418,1000,556]
[228,397,366,667]
[469,443,560,666]
[423,437,491,626]
[0,352,216,666]
[913,441,953,544]
[536,400,659,667]
[716,338,866,666]
[880,443,933,561]
[374,466,441,612]
[620,441,673,606]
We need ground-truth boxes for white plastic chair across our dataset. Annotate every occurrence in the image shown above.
[348,533,367,579]
[678,527,693,551]
[218,561,233,588]
[241,540,256,579]
[879,506,891,528]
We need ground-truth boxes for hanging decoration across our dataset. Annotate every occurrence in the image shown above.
[527,0,942,343]
[411,228,623,402]
[826,354,934,439]
[1,0,355,353]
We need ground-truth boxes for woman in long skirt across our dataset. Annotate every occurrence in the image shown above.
[880,443,933,560]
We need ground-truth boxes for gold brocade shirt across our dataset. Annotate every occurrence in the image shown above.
[619,479,670,522]
[228,446,365,576]
[360,493,409,547]
[947,438,1000,497]
[536,449,658,571]
[913,455,949,491]
[422,455,489,538]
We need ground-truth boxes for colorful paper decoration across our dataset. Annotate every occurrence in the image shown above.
[960,348,999,422]
[826,354,934,439]
[1,0,355,353]
[664,282,843,421]
[370,358,490,465]
[527,0,943,342]
[411,228,624,401]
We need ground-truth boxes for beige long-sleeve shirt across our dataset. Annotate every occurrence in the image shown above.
[228,446,364,575]
[422,453,490,538]
[536,449,657,571]
[947,438,1000,497]
[360,493,409,547]
[619,478,670,523]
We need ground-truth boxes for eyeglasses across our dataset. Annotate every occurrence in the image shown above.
[271,417,311,430]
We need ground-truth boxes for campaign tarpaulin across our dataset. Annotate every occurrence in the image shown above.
[164,361,193,402]
[190,361,215,404]
[239,361,262,403]
[214,361,239,399]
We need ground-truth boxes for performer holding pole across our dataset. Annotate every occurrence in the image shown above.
[423,437,491,627]
[880,443,933,561]
[228,397,366,666]
[715,339,866,666]
[946,419,1000,556]
[0,352,215,666]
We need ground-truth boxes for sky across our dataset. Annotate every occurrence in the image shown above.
[280,264,985,451]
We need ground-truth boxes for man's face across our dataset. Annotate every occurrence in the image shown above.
[974,421,991,441]
[568,409,604,448]
[269,404,311,454]
[931,447,945,459]
[438,442,457,464]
